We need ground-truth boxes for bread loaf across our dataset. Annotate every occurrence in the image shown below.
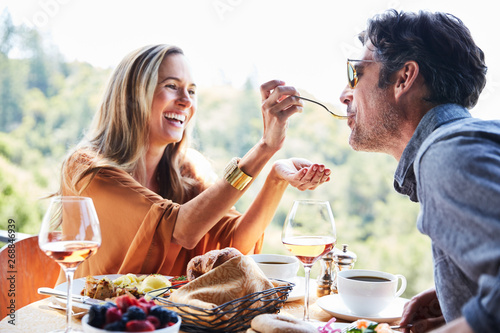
[186,247,242,281]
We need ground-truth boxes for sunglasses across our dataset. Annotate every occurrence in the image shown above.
[347,59,377,89]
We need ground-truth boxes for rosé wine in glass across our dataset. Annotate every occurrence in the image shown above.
[282,200,336,322]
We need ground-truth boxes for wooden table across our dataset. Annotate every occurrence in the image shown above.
[0,293,340,333]
[0,293,405,332]
[0,296,84,332]
[282,293,341,322]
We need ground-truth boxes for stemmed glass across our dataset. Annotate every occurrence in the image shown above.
[39,196,101,333]
[282,199,336,321]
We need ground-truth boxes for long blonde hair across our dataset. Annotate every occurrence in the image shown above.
[62,44,202,203]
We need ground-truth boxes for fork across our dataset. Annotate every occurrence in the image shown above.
[45,301,87,318]
[293,95,348,120]
[340,322,357,333]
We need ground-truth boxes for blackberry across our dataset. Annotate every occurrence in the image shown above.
[87,304,107,328]
[103,320,126,331]
[126,305,146,321]
[149,306,179,325]
[103,301,117,309]
[120,313,130,326]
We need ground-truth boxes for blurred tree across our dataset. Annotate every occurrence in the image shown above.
[0,9,16,56]
[0,153,47,236]
[25,30,50,96]
[0,11,25,132]
[0,54,25,131]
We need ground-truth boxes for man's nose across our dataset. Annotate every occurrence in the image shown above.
[339,85,353,106]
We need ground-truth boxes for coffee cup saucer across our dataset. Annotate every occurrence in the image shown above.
[316,294,409,322]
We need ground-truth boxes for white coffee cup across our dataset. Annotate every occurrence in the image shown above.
[249,254,300,281]
[337,269,407,316]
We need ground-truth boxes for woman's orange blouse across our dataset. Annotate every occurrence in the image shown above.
[57,151,263,283]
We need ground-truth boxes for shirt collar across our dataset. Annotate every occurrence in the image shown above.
[394,104,471,202]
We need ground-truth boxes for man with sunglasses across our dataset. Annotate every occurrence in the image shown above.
[339,10,499,333]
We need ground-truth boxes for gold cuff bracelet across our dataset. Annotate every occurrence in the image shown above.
[223,157,252,191]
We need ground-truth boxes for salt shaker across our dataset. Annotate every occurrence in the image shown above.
[331,244,357,294]
[316,248,341,297]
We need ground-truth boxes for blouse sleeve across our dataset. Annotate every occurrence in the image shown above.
[62,153,181,279]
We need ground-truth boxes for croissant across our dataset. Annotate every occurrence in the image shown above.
[187,247,243,281]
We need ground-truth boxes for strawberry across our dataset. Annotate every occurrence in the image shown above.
[105,306,122,324]
[116,295,139,312]
[146,315,161,329]
[137,297,155,315]
[125,319,155,332]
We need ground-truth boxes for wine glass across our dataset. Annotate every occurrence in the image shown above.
[282,199,336,321]
[39,196,101,333]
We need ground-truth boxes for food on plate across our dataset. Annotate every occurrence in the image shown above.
[186,247,242,281]
[168,275,187,286]
[86,294,179,331]
[83,276,116,300]
[345,319,395,333]
[113,273,144,289]
[248,313,317,333]
[138,275,172,294]
[81,273,172,300]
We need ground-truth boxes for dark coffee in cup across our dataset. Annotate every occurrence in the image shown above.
[249,254,299,281]
[259,262,288,265]
[347,276,390,282]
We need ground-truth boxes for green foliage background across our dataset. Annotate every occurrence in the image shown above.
[0,11,433,299]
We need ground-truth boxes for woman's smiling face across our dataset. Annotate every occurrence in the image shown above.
[149,53,197,148]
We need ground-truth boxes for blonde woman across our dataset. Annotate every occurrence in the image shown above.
[59,44,331,280]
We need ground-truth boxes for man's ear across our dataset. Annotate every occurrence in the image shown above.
[394,61,420,100]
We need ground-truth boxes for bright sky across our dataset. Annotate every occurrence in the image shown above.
[2,0,499,120]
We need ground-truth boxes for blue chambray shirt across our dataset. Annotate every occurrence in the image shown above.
[394,104,500,332]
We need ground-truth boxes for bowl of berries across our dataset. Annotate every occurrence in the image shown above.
[82,294,181,332]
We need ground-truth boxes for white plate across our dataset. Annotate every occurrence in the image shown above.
[286,276,317,302]
[316,294,409,322]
